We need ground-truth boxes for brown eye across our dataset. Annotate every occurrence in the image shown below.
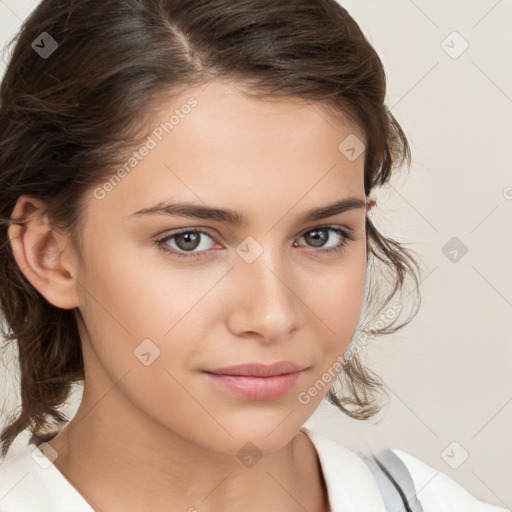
[173,231,202,251]
[156,229,218,260]
[303,228,330,248]
[296,226,354,255]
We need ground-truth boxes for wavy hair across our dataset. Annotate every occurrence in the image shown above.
[0,0,421,457]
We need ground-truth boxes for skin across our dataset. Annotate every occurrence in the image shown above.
[8,79,368,512]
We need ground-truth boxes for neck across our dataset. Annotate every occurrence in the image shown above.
[46,395,329,512]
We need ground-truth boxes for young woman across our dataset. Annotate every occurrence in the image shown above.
[0,1,508,511]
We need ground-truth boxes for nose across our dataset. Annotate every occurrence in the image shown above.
[226,246,302,343]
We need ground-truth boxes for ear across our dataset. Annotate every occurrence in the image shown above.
[7,194,80,309]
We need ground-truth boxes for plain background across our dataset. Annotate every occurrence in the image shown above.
[0,0,511,508]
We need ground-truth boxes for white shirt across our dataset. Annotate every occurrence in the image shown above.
[0,426,508,512]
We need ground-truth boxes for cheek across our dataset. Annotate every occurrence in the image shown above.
[77,230,214,338]
[309,242,367,333]
[305,245,367,390]
[74,241,207,421]
[72,229,368,450]
[78,231,367,361]
[74,235,226,408]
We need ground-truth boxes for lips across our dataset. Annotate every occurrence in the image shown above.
[205,360,307,377]
[204,370,305,400]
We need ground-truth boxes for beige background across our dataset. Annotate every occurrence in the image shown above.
[1,0,511,508]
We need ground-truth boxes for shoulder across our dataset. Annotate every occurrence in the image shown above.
[301,427,509,512]
[0,443,53,511]
[389,447,509,512]
[0,440,93,512]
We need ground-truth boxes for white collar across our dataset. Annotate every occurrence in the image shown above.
[2,428,386,512]
[300,427,386,512]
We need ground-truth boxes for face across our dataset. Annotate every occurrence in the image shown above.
[60,80,368,455]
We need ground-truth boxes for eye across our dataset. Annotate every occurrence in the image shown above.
[156,228,218,260]
[155,225,355,260]
[294,226,355,256]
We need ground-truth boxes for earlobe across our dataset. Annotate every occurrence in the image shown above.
[7,195,80,310]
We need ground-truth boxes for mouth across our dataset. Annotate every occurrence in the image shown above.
[203,367,307,401]
[205,361,308,377]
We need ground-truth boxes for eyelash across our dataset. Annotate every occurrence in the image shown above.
[155,225,355,260]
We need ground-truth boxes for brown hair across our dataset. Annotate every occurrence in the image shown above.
[0,0,421,458]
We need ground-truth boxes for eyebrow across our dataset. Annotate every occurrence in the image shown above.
[130,196,369,225]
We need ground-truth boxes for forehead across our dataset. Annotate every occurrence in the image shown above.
[87,79,366,222]
[148,79,365,147]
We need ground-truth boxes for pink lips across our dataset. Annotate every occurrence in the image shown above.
[203,361,307,400]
